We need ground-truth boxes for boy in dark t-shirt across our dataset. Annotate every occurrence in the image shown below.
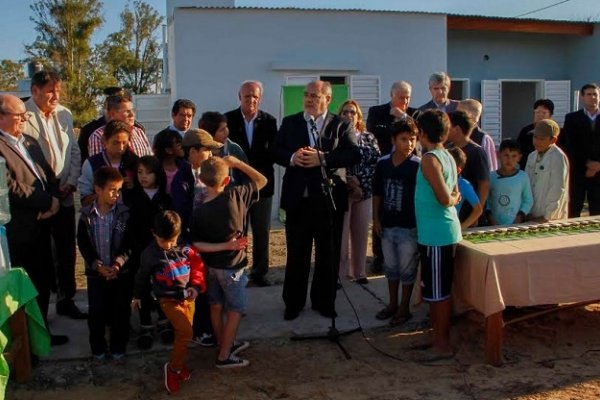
[447,111,490,225]
[372,119,421,326]
[191,156,267,368]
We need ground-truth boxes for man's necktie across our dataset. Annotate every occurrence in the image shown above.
[308,118,319,148]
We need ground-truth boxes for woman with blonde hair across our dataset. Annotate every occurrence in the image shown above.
[338,99,380,284]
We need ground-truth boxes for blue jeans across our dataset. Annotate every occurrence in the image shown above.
[381,227,419,283]
[206,267,248,313]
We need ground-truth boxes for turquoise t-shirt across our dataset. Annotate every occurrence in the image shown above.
[415,148,462,246]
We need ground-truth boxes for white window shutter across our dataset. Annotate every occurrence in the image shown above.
[350,75,380,117]
[285,75,319,85]
[543,80,571,127]
[481,80,502,145]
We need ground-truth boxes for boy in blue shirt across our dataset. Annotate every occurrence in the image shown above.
[487,139,533,225]
[372,118,420,326]
[448,147,482,230]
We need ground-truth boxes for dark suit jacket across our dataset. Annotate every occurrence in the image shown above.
[418,99,459,113]
[225,108,278,197]
[563,109,600,182]
[366,102,420,155]
[273,112,360,212]
[0,132,57,244]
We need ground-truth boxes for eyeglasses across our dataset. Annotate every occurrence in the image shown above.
[0,110,30,120]
[303,92,322,99]
[342,110,357,116]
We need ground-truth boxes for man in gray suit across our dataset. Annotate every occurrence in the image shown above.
[418,72,459,113]
[23,70,85,319]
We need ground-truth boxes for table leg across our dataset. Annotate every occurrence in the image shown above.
[485,311,504,366]
[9,308,32,382]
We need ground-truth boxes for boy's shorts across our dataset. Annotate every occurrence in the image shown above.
[381,227,419,283]
[418,244,457,302]
[206,267,248,313]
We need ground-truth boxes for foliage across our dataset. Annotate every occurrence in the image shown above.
[0,60,26,92]
[98,0,164,94]
[25,0,111,126]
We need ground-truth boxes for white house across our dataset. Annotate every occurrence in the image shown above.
[164,0,600,216]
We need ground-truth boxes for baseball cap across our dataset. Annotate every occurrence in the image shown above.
[182,128,223,149]
[533,119,560,138]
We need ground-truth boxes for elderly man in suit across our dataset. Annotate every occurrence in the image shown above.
[0,94,68,345]
[563,83,600,217]
[225,81,278,287]
[367,81,420,156]
[23,70,86,320]
[419,72,459,113]
[274,80,360,320]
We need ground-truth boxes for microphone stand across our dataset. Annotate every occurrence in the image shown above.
[291,118,360,360]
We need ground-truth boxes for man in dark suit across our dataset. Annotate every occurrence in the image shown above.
[366,80,419,273]
[563,83,600,217]
[0,94,68,345]
[273,80,360,320]
[418,72,459,113]
[225,81,277,287]
[367,81,420,156]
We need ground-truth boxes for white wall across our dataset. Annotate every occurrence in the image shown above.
[168,8,447,122]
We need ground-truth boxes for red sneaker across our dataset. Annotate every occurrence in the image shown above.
[180,365,191,381]
[164,362,180,393]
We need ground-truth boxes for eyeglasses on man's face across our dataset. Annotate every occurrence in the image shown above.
[0,110,30,121]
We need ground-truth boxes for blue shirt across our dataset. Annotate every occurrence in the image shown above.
[456,176,479,214]
[415,148,462,246]
[487,169,533,225]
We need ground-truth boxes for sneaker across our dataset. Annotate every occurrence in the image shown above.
[112,353,126,365]
[164,362,180,393]
[180,365,191,381]
[191,333,217,347]
[230,340,250,357]
[157,322,174,345]
[215,355,250,369]
[92,353,107,364]
[137,327,154,350]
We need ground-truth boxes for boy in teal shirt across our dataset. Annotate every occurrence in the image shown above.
[415,110,462,361]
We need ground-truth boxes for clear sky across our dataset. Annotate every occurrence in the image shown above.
[0,0,166,62]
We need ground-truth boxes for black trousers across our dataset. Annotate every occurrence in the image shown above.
[192,292,213,336]
[8,227,53,323]
[248,196,273,278]
[282,198,344,313]
[569,176,600,217]
[49,204,77,303]
[87,275,131,355]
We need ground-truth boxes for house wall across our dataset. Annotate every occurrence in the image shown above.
[448,30,570,99]
[168,8,447,123]
[567,24,600,99]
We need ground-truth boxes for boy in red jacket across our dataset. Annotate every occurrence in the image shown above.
[132,210,206,394]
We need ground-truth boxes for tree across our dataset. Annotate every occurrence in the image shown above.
[99,0,164,94]
[0,60,25,92]
[26,0,108,126]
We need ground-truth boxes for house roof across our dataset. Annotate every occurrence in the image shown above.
[168,0,600,23]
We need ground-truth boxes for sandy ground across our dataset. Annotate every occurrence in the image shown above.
[8,228,600,400]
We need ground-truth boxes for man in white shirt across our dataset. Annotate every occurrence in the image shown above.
[23,70,86,320]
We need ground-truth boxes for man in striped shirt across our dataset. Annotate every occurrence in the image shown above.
[87,95,153,158]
